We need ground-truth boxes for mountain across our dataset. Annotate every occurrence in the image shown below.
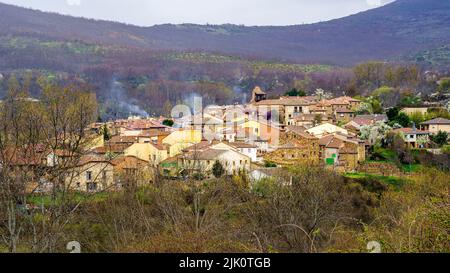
[0,0,449,65]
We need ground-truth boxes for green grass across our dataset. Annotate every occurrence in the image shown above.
[344,172,406,189]
[371,147,397,162]
[369,147,424,173]
[442,145,450,155]
[401,164,422,173]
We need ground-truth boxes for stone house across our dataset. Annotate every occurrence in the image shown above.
[334,107,355,123]
[264,125,320,166]
[319,134,365,172]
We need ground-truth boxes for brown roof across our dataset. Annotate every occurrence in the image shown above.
[326,96,361,105]
[286,125,318,140]
[228,142,257,149]
[108,135,139,144]
[92,144,131,154]
[184,148,228,160]
[123,120,168,130]
[111,155,148,169]
[326,138,344,149]
[137,131,171,137]
[78,155,114,166]
[421,118,450,125]
[182,140,216,152]
[318,135,334,146]
[0,147,46,166]
[255,96,314,106]
[350,117,373,126]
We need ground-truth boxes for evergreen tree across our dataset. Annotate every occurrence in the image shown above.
[212,161,225,178]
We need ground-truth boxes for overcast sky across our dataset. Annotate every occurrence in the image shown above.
[0,0,394,26]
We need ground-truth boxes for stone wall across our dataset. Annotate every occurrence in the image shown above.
[356,162,403,177]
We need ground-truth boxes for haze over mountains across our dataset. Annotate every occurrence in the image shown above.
[0,0,449,65]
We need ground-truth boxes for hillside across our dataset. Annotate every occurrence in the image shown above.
[0,0,449,65]
[0,0,448,119]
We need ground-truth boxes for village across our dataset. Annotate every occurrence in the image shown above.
[9,86,447,193]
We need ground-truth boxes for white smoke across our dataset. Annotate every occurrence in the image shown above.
[111,78,149,118]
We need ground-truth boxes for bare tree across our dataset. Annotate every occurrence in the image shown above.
[0,79,98,252]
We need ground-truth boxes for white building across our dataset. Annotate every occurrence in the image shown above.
[306,123,349,138]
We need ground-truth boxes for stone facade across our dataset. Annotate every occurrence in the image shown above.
[264,128,319,166]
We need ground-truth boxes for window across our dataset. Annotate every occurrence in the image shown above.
[86,171,92,181]
[102,171,107,184]
[87,182,97,192]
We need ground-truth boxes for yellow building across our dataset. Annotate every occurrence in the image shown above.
[420,118,450,134]
[124,143,169,167]
[162,130,202,146]
[67,156,115,192]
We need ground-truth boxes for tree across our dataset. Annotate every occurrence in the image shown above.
[212,161,225,178]
[101,124,111,141]
[370,98,383,114]
[0,80,98,252]
[359,121,392,145]
[387,107,400,122]
[246,166,353,253]
[163,100,173,117]
[387,109,410,128]
[409,112,425,126]
[162,119,174,127]
[390,133,413,165]
[395,113,411,128]
[399,94,422,107]
[313,114,323,126]
[285,88,306,97]
[437,77,450,94]
[355,102,373,115]
[431,131,448,146]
